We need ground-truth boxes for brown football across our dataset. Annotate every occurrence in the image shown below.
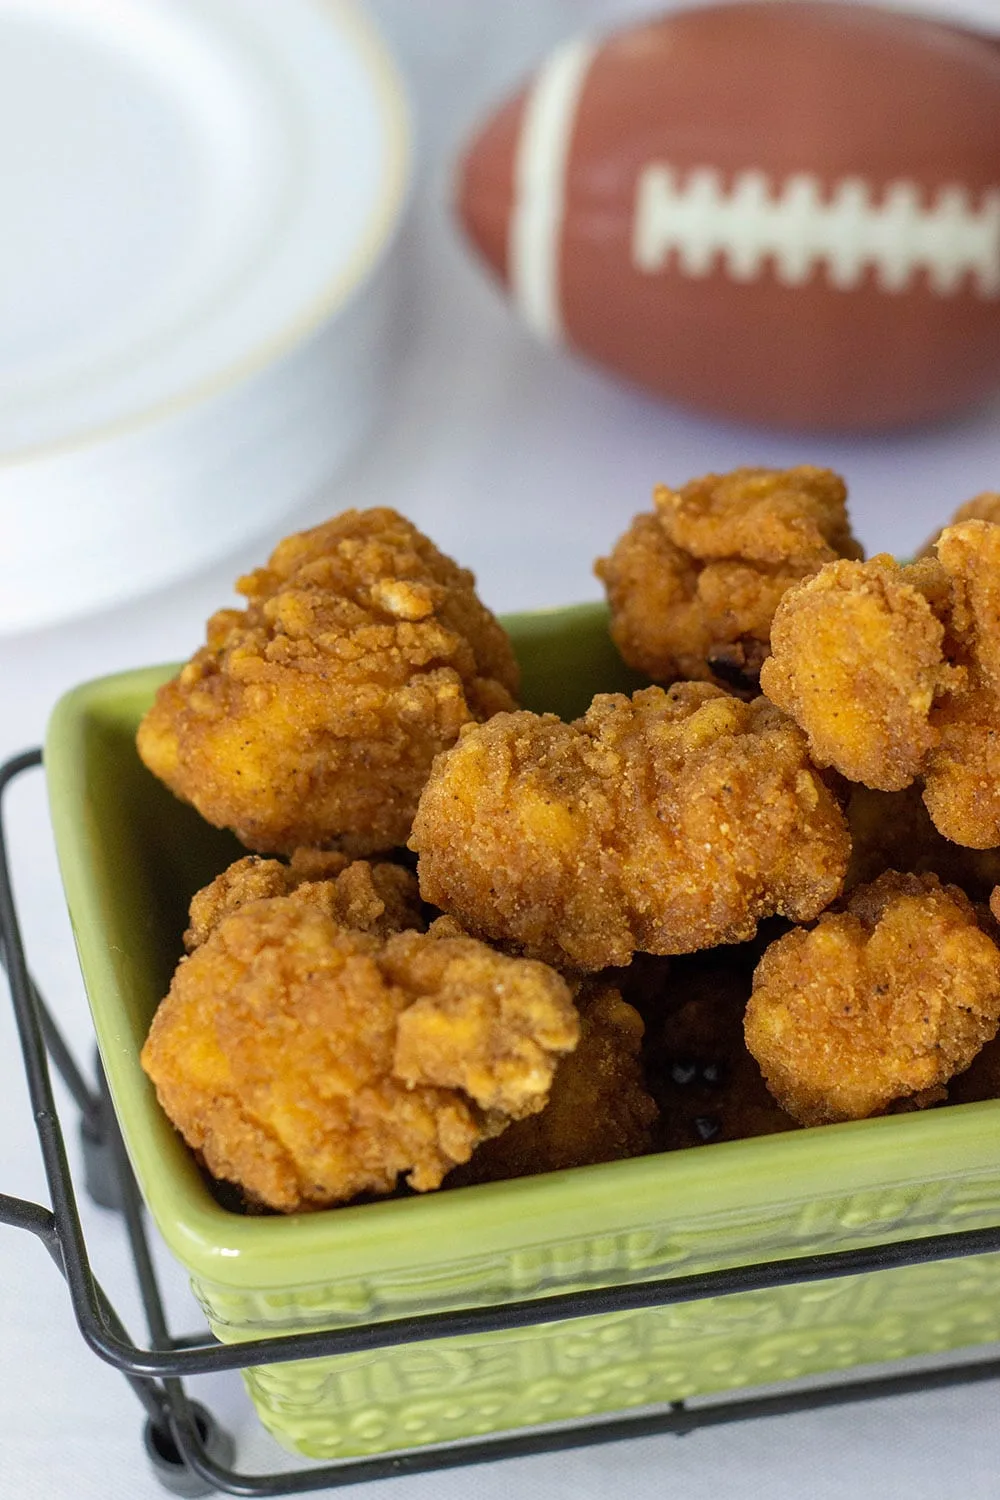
[456,2,1000,432]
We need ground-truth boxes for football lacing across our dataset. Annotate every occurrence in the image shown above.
[632,164,1000,297]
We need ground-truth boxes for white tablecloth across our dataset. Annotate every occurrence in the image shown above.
[4,1,1000,1494]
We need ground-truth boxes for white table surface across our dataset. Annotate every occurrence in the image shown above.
[5,1,1000,1495]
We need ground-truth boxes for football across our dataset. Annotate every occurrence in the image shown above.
[455,2,1000,432]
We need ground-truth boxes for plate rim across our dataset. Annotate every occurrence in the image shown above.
[0,0,410,470]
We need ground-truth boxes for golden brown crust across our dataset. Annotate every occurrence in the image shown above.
[596,467,861,693]
[184,852,424,951]
[760,555,949,790]
[596,513,713,684]
[386,929,582,1116]
[760,525,1000,848]
[410,685,849,972]
[744,872,1000,1125]
[920,523,1000,848]
[141,900,579,1212]
[936,520,1000,695]
[921,683,1000,849]
[449,984,657,1184]
[659,467,860,567]
[136,509,519,856]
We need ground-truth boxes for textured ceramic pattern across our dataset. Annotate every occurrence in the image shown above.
[238,1254,1000,1457]
[192,1171,1000,1456]
[43,602,1000,1462]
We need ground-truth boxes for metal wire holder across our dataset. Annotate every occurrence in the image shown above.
[3,747,1000,1496]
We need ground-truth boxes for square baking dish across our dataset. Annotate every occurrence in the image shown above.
[44,602,1000,1460]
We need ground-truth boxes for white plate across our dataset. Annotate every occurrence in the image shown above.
[0,0,410,632]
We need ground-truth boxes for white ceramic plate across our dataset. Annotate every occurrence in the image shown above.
[0,0,410,632]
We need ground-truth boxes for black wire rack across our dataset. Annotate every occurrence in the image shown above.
[4,746,1000,1496]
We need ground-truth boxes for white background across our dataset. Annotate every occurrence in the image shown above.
[4,0,1000,1495]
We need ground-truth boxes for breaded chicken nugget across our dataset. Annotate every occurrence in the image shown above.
[410,684,849,972]
[921,682,1000,850]
[744,872,1000,1125]
[141,900,579,1211]
[760,555,951,790]
[921,524,1000,847]
[762,524,1000,847]
[449,984,657,1184]
[938,520,1000,695]
[184,850,423,951]
[137,509,519,856]
[596,467,861,694]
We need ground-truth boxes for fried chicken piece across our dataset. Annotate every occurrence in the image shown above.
[762,527,1000,847]
[643,946,797,1150]
[596,467,861,694]
[184,850,423,951]
[410,684,850,972]
[141,900,579,1212]
[387,930,579,1113]
[449,984,657,1184]
[939,521,1000,695]
[919,682,1000,850]
[744,872,1000,1126]
[760,555,951,791]
[137,508,519,856]
[921,524,1000,847]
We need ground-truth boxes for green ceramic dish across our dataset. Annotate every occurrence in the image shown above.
[45,602,1000,1459]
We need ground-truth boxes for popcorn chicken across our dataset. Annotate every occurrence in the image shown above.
[745,872,1000,1125]
[761,523,1000,847]
[142,900,579,1212]
[184,849,423,951]
[451,984,657,1184]
[597,466,861,694]
[410,684,849,972]
[137,508,519,856]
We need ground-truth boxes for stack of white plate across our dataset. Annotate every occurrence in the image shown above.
[0,0,410,633]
